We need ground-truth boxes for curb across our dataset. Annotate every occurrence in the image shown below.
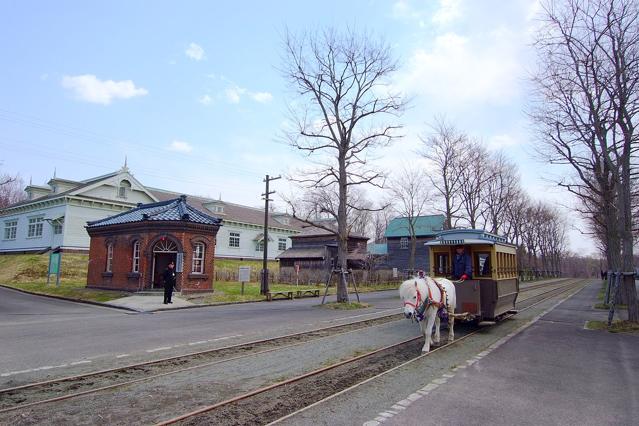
[0,284,397,314]
[0,284,139,313]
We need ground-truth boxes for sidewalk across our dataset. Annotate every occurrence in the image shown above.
[105,294,195,312]
[382,282,639,426]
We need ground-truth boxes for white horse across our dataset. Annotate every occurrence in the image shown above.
[399,276,457,353]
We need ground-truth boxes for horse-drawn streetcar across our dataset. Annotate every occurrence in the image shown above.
[425,229,519,322]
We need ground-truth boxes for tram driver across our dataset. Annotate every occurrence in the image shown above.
[452,245,472,281]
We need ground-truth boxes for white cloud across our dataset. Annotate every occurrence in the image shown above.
[225,86,245,104]
[432,0,463,26]
[61,74,148,105]
[198,94,212,105]
[251,92,273,103]
[185,43,205,61]
[168,140,193,153]
[393,30,522,107]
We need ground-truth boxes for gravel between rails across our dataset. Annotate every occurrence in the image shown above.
[0,314,403,412]
[0,279,583,426]
[167,280,589,426]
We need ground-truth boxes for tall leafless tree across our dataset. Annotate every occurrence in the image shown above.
[388,164,431,272]
[282,29,405,302]
[419,117,466,229]
[480,152,521,234]
[531,0,639,321]
[457,140,493,229]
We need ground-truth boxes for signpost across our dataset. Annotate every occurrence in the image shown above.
[239,266,251,295]
[47,249,62,287]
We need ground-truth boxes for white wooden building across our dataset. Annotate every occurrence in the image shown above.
[0,166,300,259]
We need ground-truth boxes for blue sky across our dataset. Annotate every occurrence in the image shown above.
[0,0,595,254]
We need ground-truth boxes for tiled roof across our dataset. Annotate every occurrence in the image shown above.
[87,196,222,227]
[149,188,304,231]
[384,215,446,238]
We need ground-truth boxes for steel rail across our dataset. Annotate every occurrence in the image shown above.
[0,312,404,414]
[268,279,590,426]
[156,279,589,426]
[0,279,581,417]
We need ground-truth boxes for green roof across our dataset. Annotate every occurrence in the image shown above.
[384,215,445,238]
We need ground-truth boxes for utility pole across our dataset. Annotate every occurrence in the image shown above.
[261,174,281,295]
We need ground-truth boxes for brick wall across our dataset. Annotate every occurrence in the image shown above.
[87,227,218,293]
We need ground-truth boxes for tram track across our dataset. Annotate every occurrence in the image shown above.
[157,278,589,426]
[0,313,404,414]
[0,278,585,425]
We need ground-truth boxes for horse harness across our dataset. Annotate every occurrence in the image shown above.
[405,279,449,322]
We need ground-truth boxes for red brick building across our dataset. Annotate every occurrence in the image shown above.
[86,195,222,294]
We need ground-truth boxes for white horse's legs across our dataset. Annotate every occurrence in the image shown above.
[421,311,436,353]
[447,308,455,342]
[433,315,441,344]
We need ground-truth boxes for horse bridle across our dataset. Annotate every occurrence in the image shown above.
[404,281,428,322]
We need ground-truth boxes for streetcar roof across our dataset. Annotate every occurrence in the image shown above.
[424,229,516,247]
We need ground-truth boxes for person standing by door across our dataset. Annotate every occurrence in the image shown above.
[162,261,177,304]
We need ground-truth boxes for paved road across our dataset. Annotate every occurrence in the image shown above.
[0,286,400,384]
[381,282,639,426]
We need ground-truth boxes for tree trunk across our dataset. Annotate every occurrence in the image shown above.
[337,152,349,303]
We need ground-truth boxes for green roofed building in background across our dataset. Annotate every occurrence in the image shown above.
[384,214,445,274]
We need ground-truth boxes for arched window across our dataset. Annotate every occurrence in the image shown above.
[132,241,140,273]
[106,243,113,272]
[192,243,205,274]
[118,179,131,199]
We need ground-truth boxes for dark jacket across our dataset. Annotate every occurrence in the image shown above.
[452,252,472,279]
[162,267,177,289]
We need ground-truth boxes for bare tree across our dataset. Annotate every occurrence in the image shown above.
[419,117,466,229]
[282,29,405,302]
[531,0,639,321]
[388,164,431,272]
[457,140,493,229]
[481,152,521,234]
[0,174,26,208]
[371,207,394,243]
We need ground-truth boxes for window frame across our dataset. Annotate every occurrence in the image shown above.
[53,219,64,235]
[27,216,44,238]
[278,237,287,251]
[255,240,264,252]
[132,241,140,273]
[117,179,131,199]
[4,220,17,240]
[475,251,492,277]
[191,242,205,274]
[229,232,240,248]
[399,237,409,249]
[106,243,114,272]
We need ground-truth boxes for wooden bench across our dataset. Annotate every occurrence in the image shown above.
[296,289,320,298]
[266,291,294,301]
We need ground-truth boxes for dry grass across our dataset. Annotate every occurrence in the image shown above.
[586,320,639,333]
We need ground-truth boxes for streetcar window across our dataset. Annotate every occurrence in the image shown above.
[476,252,491,277]
[435,253,449,275]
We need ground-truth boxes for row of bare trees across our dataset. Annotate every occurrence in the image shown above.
[381,118,568,275]
[530,0,638,321]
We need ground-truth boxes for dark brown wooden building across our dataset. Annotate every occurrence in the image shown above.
[85,195,222,293]
[277,225,368,283]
